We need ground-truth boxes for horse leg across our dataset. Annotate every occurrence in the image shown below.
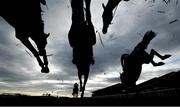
[81,66,90,98]
[150,49,171,66]
[81,76,87,98]
[78,72,83,92]
[41,49,49,73]
[81,73,89,98]
[18,38,44,70]
[42,55,49,73]
[150,49,171,60]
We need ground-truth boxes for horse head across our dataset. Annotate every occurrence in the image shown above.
[102,3,113,34]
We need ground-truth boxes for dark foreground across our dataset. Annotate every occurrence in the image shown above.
[0,95,179,106]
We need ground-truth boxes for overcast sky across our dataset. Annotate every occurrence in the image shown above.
[0,0,180,97]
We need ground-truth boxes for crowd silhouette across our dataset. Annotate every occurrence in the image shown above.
[0,0,173,98]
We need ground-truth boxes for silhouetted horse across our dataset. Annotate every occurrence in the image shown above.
[0,0,50,73]
[102,0,129,34]
[68,0,96,98]
[120,31,171,89]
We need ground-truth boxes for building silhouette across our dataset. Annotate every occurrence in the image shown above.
[92,70,180,97]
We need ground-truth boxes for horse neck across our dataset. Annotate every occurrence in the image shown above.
[72,15,85,24]
[71,8,86,24]
[71,0,88,24]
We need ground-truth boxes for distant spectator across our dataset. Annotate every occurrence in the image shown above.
[72,83,79,98]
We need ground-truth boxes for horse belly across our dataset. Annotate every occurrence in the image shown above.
[73,46,93,65]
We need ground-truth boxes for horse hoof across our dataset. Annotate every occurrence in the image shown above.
[80,86,83,92]
[41,67,49,73]
[162,54,171,60]
[156,62,165,66]
[81,93,84,98]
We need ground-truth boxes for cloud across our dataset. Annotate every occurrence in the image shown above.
[0,67,31,82]
[0,0,180,97]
